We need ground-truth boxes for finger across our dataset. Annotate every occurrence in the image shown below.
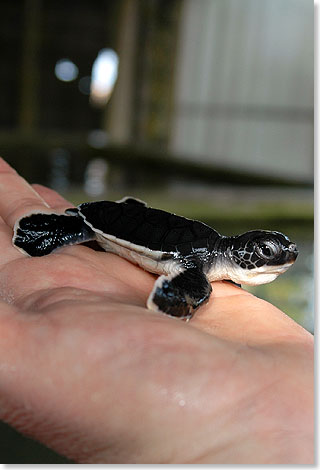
[32,184,74,210]
[0,164,74,264]
[0,216,28,265]
[192,281,313,345]
[0,214,17,249]
[0,158,53,228]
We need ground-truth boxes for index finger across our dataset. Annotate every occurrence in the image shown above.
[0,158,52,228]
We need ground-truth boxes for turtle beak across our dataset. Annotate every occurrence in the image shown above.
[287,243,298,263]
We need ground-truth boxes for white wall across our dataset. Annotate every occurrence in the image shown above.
[170,0,313,181]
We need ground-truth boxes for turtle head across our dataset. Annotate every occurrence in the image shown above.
[226,230,298,285]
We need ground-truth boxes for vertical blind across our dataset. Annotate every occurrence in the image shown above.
[170,0,313,181]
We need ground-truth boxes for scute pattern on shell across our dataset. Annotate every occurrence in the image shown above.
[79,201,220,255]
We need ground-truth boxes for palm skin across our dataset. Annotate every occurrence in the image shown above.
[0,158,313,463]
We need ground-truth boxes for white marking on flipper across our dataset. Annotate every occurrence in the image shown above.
[147,270,197,321]
[147,270,185,312]
[147,268,212,320]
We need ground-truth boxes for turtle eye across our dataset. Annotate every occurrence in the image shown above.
[256,241,280,259]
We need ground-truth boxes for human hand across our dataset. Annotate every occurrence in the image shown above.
[0,158,313,463]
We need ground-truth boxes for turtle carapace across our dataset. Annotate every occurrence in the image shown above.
[13,197,298,320]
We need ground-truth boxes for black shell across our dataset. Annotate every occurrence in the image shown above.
[78,201,220,255]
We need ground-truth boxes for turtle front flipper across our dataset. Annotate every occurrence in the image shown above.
[147,268,212,320]
[13,213,95,257]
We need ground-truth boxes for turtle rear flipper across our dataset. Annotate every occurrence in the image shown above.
[147,268,212,320]
[13,213,95,257]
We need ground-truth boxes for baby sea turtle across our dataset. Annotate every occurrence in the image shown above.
[13,197,298,320]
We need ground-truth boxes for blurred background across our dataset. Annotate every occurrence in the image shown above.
[0,0,313,463]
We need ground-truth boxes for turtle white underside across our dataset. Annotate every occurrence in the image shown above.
[94,231,293,287]
[95,233,183,276]
[206,255,294,285]
[93,233,195,319]
[79,206,185,277]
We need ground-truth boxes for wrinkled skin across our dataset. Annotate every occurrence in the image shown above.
[0,158,313,463]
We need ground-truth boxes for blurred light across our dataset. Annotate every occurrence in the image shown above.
[78,76,91,95]
[87,129,109,148]
[84,158,108,196]
[55,59,79,82]
[90,48,119,107]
